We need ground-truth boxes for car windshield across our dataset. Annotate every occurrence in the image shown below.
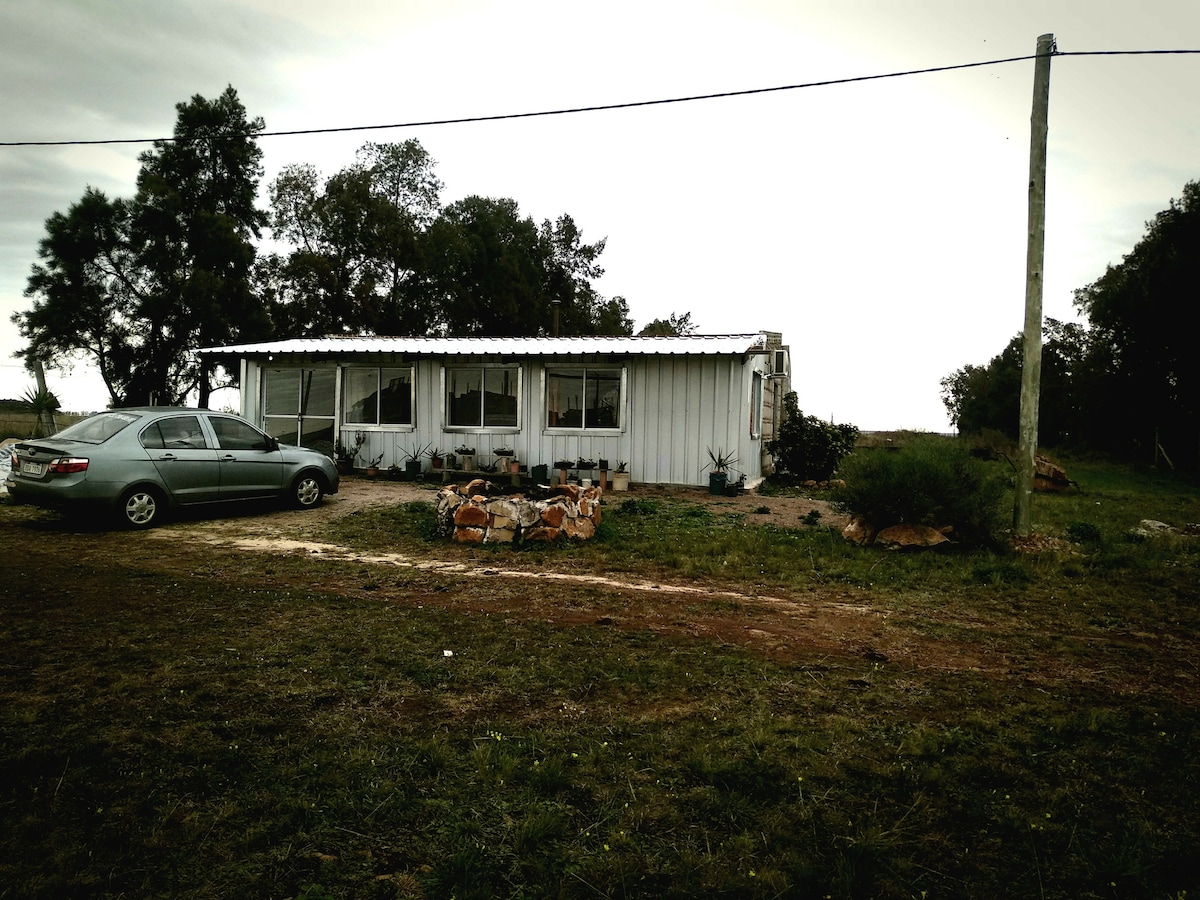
[53,411,142,444]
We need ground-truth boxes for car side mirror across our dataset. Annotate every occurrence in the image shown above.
[265,437,279,452]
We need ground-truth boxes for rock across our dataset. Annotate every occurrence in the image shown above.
[874,524,950,550]
[1034,456,1073,492]
[842,516,877,545]
[453,505,488,527]
[1129,519,1175,539]
[1139,519,1173,533]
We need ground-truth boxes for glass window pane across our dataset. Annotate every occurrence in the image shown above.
[379,368,413,425]
[209,416,272,451]
[448,368,482,427]
[343,369,380,425]
[301,369,336,417]
[484,368,518,427]
[546,371,584,428]
[584,370,621,429]
[263,368,300,417]
[263,417,300,445]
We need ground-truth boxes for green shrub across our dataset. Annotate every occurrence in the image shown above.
[767,391,859,481]
[1065,520,1103,545]
[834,436,1010,547]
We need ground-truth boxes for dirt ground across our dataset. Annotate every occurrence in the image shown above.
[4,476,1191,704]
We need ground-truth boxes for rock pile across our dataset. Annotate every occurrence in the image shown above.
[437,479,603,544]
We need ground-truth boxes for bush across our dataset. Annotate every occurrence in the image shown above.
[834,436,1010,547]
[767,392,859,481]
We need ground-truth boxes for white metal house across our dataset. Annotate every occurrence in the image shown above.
[197,332,791,487]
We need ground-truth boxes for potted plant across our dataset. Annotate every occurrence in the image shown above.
[704,447,738,496]
[455,445,476,472]
[361,452,384,478]
[611,460,630,492]
[400,442,431,479]
[336,433,365,474]
[426,447,445,470]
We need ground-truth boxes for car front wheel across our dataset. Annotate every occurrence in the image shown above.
[119,486,163,529]
[292,473,324,509]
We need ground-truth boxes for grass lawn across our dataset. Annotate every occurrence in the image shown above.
[2,454,1198,898]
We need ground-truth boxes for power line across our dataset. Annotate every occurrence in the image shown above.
[2,48,1198,148]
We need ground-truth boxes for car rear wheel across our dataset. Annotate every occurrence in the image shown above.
[292,473,324,509]
[120,486,163,529]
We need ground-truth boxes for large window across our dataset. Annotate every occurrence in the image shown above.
[546,367,622,430]
[343,367,414,427]
[261,367,336,449]
[446,366,519,428]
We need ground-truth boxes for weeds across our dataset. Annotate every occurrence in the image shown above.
[2,458,1200,897]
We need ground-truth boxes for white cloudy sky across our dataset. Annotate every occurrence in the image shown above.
[2,0,1197,430]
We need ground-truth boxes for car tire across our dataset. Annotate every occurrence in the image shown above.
[119,486,164,529]
[292,472,325,509]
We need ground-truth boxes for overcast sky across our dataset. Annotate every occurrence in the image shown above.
[2,0,1197,430]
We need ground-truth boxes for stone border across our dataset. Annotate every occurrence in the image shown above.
[436,479,603,544]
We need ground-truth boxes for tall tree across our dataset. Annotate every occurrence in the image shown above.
[941,180,1200,469]
[265,140,443,337]
[16,87,269,407]
[1073,181,1200,463]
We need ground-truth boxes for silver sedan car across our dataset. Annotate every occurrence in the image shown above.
[5,407,339,528]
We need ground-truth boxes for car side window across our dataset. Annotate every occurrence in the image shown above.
[141,416,208,450]
[209,416,273,451]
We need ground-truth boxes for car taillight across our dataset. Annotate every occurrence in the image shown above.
[49,457,89,474]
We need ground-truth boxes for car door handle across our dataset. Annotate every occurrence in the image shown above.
[158,453,178,461]
[220,454,239,461]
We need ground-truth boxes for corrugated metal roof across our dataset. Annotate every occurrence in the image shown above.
[197,333,769,357]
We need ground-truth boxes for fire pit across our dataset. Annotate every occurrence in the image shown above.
[437,478,603,544]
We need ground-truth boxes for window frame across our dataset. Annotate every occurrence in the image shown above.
[341,365,416,430]
[259,366,337,449]
[441,363,522,433]
[543,365,626,433]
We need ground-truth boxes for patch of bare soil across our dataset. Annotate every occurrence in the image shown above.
[6,477,1190,703]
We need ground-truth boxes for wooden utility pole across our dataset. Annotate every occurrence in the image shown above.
[1014,33,1055,536]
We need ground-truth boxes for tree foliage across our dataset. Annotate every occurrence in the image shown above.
[637,311,696,336]
[263,143,632,338]
[767,392,859,481]
[16,87,269,407]
[941,180,1200,469]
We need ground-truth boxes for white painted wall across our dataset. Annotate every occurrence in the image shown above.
[239,350,780,487]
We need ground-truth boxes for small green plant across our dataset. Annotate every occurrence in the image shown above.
[617,498,659,516]
[802,509,823,526]
[399,441,432,463]
[705,447,738,474]
[1065,521,1103,545]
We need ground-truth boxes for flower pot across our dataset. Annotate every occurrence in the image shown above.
[365,466,380,479]
[611,472,630,492]
[431,457,443,470]
[336,458,353,475]
[405,460,423,479]
[708,471,727,496]
[459,454,475,472]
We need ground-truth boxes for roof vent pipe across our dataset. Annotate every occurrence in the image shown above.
[552,299,561,337]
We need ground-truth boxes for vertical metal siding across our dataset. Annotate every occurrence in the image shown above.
[237,352,762,486]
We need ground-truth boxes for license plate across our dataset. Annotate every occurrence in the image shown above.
[21,460,45,477]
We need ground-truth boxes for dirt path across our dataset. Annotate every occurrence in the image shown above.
[6,477,1192,702]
